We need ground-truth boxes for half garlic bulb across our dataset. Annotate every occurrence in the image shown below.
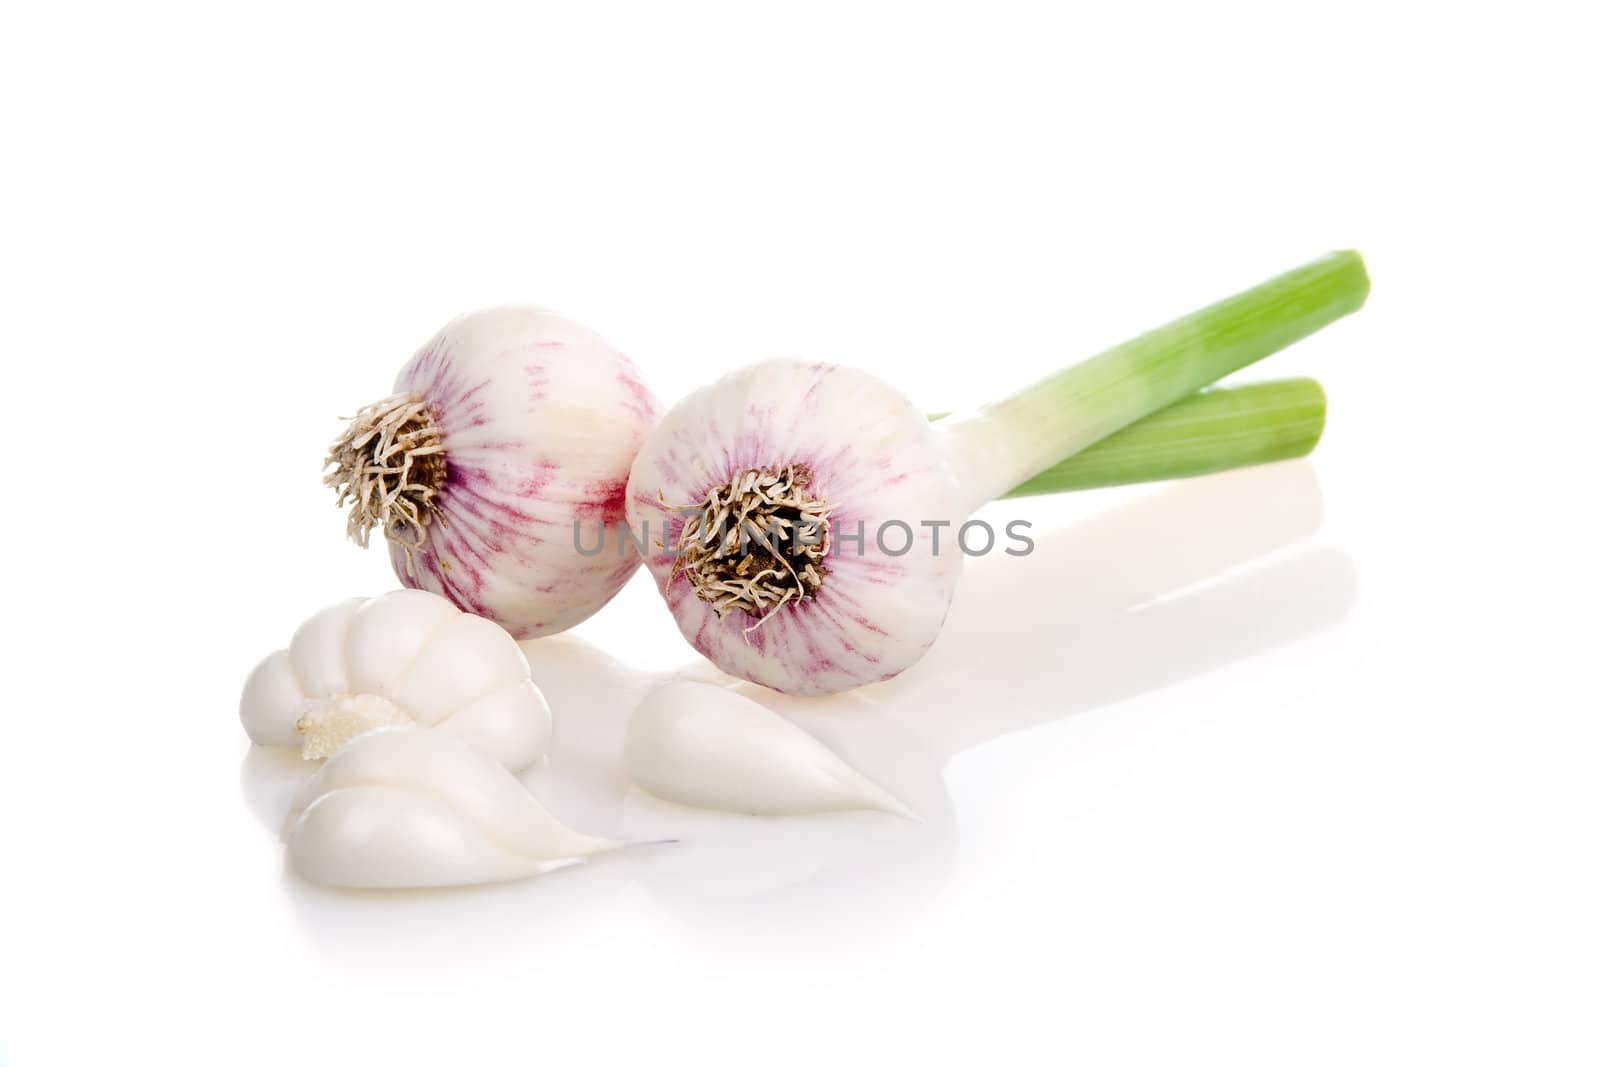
[285,729,616,889]
[240,589,551,769]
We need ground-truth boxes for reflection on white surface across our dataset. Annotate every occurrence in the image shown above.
[241,461,1355,949]
[239,745,317,833]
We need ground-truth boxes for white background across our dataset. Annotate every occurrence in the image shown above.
[2,2,1595,1064]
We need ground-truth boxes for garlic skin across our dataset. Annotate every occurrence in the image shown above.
[285,729,615,889]
[624,679,914,817]
[626,361,964,695]
[240,589,551,769]
[329,307,660,639]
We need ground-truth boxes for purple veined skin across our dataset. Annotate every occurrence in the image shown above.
[328,307,661,639]
[626,361,966,696]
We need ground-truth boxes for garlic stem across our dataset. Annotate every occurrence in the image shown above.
[997,377,1326,497]
[940,251,1369,512]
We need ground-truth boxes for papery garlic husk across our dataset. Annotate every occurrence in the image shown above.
[240,588,552,769]
[284,729,616,890]
[626,361,965,695]
[326,306,660,638]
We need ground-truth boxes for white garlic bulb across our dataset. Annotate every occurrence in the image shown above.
[624,680,913,817]
[325,306,660,638]
[284,729,615,889]
[240,589,551,769]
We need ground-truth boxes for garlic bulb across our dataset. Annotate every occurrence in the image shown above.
[240,588,551,769]
[629,362,964,695]
[325,306,660,638]
[625,680,913,817]
[625,252,1369,694]
[285,729,615,889]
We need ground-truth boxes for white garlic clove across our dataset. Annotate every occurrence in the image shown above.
[344,588,460,697]
[239,649,306,749]
[285,729,615,890]
[289,788,578,889]
[434,680,553,773]
[240,589,552,769]
[390,613,533,724]
[287,598,365,699]
[624,680,915,818]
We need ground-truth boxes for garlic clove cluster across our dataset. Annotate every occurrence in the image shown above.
[624,679,914,818]
[285,729,616,889]
[241,589,551,769]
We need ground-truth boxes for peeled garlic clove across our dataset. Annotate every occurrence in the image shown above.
[290,788,571,889]
[435,680,553,771]
[624,680,914,818]
[390,613,533,724]
[240,589,552,768]
[240,649,307,749]
[344,588,461,697]
[285,728,603,855]
[286,729,615,889]
[287,598,365,700]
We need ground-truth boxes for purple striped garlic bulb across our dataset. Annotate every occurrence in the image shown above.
[623,252,1372,694]
[326,307,660,638]
[627,361,967,696]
